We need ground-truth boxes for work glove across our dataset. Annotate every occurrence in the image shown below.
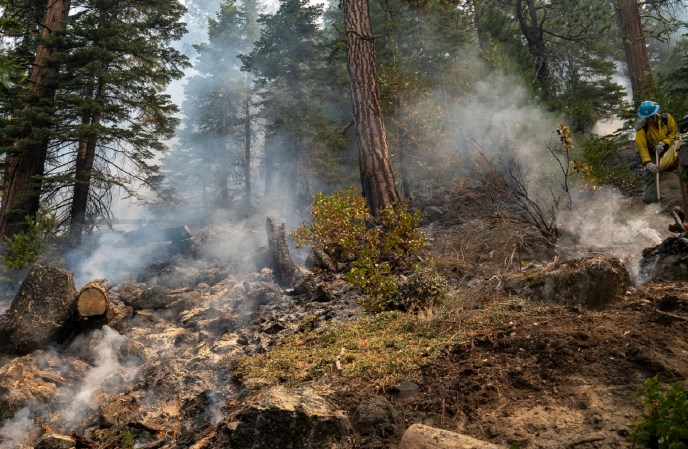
[654,141,667,153]
[646,162,660,174]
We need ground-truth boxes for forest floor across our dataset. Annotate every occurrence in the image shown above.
[306,175,688,448]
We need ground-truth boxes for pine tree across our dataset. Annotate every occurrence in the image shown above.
[47,0,188,240]
[163,0,259,214]
[240,0,332,211]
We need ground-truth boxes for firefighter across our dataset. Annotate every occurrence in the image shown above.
[635,100,678,204]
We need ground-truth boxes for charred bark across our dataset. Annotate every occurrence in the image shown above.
[266,217,302,288]
[343,0,400,217]
[3,265,78,354]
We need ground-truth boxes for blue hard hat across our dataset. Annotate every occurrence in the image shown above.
[638,100,660,119]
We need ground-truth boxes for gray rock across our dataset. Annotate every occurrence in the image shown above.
[504,256,629,309]
[352,395,399,436]
[228,385,352,448]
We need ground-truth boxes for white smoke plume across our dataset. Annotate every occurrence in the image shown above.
[0,326,141,447]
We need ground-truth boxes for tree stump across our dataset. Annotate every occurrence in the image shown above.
[266,217,302,288]
[3,265,78,354]
[76,281,109,318]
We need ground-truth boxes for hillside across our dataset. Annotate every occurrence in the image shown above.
[0,177,686,449]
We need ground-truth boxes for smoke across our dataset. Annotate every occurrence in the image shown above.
[59,326,140,428]
[0,326,141,447]
[415,66,667,280]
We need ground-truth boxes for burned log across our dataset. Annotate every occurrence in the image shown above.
[265,217,303,288]
[76,281,109,318]
[3,265,78,353]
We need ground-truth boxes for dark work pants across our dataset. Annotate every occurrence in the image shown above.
[644,143,688,204]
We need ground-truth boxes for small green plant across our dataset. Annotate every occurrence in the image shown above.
[578,134,636,191]
[391,267,449,312]
[2,206,58,270]
[629,376,688,449]
[292,188,429,312]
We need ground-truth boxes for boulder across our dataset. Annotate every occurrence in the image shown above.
[228,385,352,448]
[352,395,400,436]
[3,266,78,353]
[400,424,504,449]
[639,237,688,282]
[504,256,629,309]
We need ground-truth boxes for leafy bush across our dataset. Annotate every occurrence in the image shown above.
[629,376,688,449]
[578,134,637,191]
[292,188,436,312]
[2,207,58,270]
[392,267,449,312]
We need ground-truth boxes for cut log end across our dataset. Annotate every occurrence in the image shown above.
[77,282,109,317]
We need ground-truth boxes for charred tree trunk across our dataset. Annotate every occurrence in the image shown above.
[3,266,78,354]
[266,217,302,288]
[0,0,71,238]
[616,0,655,100]
[343,0,400,217]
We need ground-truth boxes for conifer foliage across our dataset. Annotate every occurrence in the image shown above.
[0,0,188,240]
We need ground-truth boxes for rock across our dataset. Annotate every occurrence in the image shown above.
[34,433,76,449]
[504,256,629,309]
[639,237,688,282]
[4,266,78,353]
[394,380,420,400]
[228,385,352,448]
[352,395,400,436]
[125,285,172,310]
[399,424,505,449]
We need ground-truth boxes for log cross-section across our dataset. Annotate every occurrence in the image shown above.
[76,281,109,317]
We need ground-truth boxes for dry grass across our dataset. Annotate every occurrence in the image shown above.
[232,294,547,394]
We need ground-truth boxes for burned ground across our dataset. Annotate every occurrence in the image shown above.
[0,180,687,449]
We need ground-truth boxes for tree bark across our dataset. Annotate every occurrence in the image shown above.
[0,0,71,238]
[70,77,104,242]
[515,0,552,101]
[343,0,400,217]
[243,88,252,212]
[616,0,655,101]
[265,217,302,288]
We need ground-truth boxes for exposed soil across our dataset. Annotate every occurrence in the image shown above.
[345,285,688,448]
[324,175,688,448]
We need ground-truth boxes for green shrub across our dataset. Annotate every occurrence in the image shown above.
[292,189,433,312]
[391,267,449,312]
[629,376,688,449]
[2,207,58,270]
[578,135,637,190]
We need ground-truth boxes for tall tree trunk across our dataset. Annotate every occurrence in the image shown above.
[616,0,655,101]
[69,78,104,243]
[343,0,400,217]
[515,0,552,101]
[243,90,252,212]
[472,1,489,53]
[0,0,71,238]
